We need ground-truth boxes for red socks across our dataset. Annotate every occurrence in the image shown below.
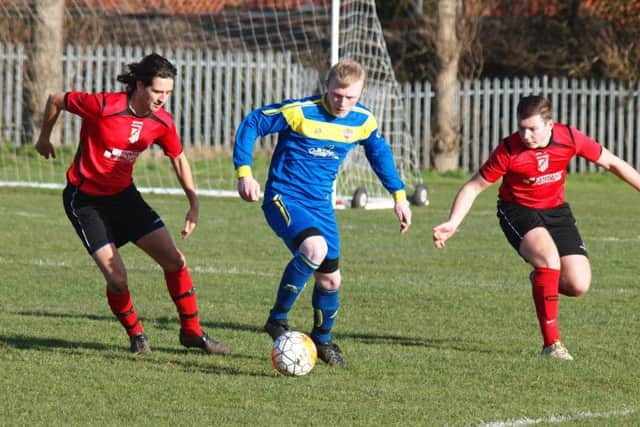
[531,267,561,347]
[106,288,144,336]
[164,267,203,337]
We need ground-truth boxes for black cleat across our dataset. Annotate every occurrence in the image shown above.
[313,339,346,367]
[179,331,230,355]
[129,333,151,354]
[264,319,290,341]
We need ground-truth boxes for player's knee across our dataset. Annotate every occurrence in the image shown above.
[106,270,129,293]
[162,250,187,273]
[560,278,590,297]
[298,235,328,265]
[315,270,341,291]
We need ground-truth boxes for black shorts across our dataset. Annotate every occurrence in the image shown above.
[63,183,165,254]
[497,201,587,257]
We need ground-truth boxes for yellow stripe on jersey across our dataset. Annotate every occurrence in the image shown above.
[272,194,291,226]
[263,98,378,143]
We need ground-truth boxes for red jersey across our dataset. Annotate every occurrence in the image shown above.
[479,123,602,209]
[65,91,182,196]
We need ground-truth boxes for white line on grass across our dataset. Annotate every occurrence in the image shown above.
[590,236,640,242]
[475,408,636,427]
[5,257,277,278]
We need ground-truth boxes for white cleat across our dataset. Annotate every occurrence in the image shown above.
[541,341,574,361]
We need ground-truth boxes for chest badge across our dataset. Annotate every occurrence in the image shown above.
[536,152,549,172]
[129,121,144,144]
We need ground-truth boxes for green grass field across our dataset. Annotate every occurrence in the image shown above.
[1,173,639,426]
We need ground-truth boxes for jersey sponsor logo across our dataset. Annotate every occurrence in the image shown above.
[536,152,549,172]
[308,145,339,159]
[524,170,563,186]
[129,120,144,144]
[103,148,140,163]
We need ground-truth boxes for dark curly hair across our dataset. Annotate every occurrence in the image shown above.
[116,53,177,93]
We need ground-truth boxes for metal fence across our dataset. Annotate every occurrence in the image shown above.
[404,77,640,172]
[2,42,640,172]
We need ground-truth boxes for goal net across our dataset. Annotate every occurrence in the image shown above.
[0,0,423,207]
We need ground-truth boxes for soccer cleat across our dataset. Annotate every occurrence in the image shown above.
[179,331,230,355]
[313,339,347,367]
[541,341,574,361]
[129,333,151,354]
[264,319,290,341]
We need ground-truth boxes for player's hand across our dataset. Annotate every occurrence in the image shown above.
[238,176,261,202]
[394,200,412,234]
[35,138,56,159]
[181,206,199,239]
[432,221,456,249]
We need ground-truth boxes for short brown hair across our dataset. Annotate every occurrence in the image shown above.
[326,59,367,87]
[517,95,552,122]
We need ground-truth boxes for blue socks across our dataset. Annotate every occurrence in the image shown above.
[311,285,339,343]
[269,252,318,321]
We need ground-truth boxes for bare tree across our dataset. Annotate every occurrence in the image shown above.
[432,0,461,172]
[27,0,64,144]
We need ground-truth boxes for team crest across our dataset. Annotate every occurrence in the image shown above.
[129,120,144,144]
[343,128,353,140]
[536,152,549,172]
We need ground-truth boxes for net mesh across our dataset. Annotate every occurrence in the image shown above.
[0,0,421,204]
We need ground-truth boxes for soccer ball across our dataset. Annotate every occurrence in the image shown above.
[271,331,318,376]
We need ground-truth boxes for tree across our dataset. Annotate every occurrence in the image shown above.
[27,0,64,143]
[432,0,461,172]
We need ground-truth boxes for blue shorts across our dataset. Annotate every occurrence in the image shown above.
[262,194,339,272]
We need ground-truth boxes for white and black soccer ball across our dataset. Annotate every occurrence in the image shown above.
[271,331,318,376]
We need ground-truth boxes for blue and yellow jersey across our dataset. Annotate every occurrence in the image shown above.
[233,94,406,204]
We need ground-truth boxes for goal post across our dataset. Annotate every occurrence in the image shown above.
[0,0,426,207]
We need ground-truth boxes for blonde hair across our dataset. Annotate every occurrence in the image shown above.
[326,59,367,87]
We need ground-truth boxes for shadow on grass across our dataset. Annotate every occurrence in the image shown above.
[15,310,263,334]
[14,309,496,355]
[342,331,495,354]
[0,333,273,377]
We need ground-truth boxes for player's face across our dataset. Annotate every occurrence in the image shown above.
[518,114,553,149]
[326,78,364,118]
[133,77,174,114]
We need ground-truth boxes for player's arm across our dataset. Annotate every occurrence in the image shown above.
[35,92,66,159]
[361,128,412,233]
[170,152,199,239]
[233,104,289,202]
[432,172,492,249]
[595,147,640,191]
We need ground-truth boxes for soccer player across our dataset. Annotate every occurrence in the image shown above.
[35,53,229,355]
[432,95,640,360]
[233,59,412,367]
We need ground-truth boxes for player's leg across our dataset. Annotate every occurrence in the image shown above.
[559,255,591,296]
[311,266,346,367]
[309,210,346,367]
[518,227,564,347]
[273,234,326,318]
[543,204,592,297]
[135,221,229,355]
[62,183,149,353]
[262,196,326,339]
[498,201,572,360]
[92,244,150,353]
